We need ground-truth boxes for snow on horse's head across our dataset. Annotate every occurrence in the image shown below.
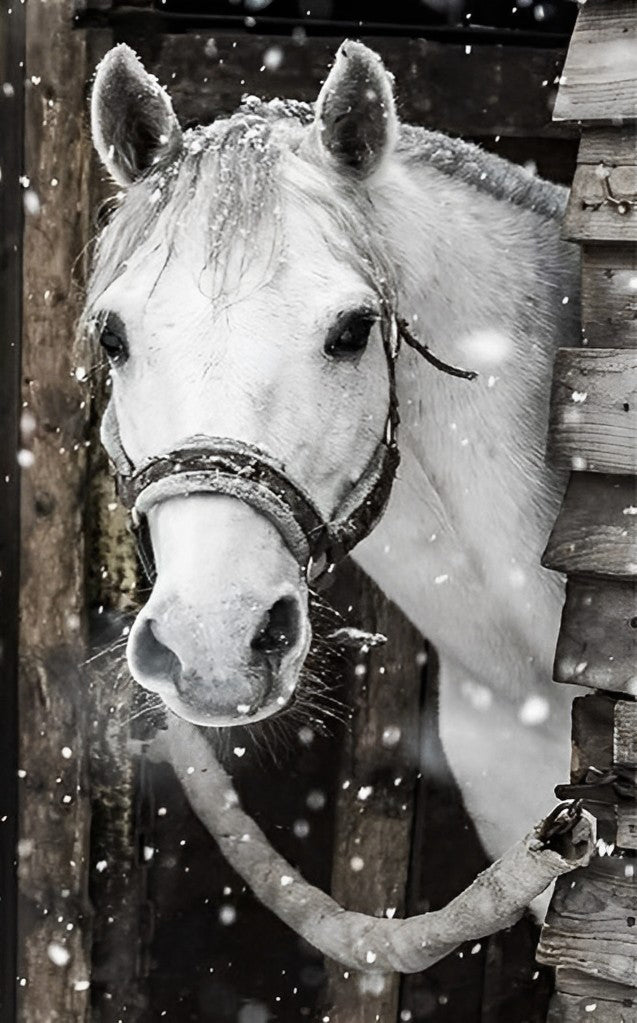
[87,41,403,727]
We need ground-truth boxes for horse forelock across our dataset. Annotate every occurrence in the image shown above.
[82,101,396,335]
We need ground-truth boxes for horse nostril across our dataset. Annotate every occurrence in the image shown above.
[251,596,300,663]
[132,616,182,687]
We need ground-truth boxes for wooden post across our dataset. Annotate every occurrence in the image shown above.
[324,563,426,1023]
[535,3,637,1019]
[0,4,26,1019]
[80,26,156,1023]
[17,2,93,1019]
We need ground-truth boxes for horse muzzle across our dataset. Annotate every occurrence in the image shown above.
[125,494,311,727]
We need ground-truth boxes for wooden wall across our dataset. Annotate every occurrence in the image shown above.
[535,2,637,1018]
[16,3,94,1019]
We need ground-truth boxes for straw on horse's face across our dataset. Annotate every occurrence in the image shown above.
[89,42,398,726]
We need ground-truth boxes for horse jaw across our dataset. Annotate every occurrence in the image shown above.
[126,494,311,727]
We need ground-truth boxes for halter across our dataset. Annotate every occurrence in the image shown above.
[101,314,476,588]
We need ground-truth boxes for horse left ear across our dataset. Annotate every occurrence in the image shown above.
[91,44,182,187]
[313,41,398,176]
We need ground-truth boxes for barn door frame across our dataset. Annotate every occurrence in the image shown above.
[0,3,25,1019]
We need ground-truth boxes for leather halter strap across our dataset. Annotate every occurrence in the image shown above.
[102,314,474,587]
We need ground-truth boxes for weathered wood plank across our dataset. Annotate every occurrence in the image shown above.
[614,700,637,851]
[325,562,425,1023]
[537,856,637,988]
[0,2,25,1017]
[568,693,617,842]
[18,2,93,1019]
[564,165,637,243]
[614,700,637,766]
[557,967,637,1005]
[80,26,153,1020]
[145,33,575,140]
[571,694,616,788]
[548,348,637,475]
[579,128,637,167]
[542,473,637,579]
[541,0,637,1011]
[582,245,637,349]
[552,0,637,124]
[553,577,637,694]
[548,988,637,1023]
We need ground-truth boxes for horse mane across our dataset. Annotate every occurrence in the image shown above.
[239,96,568,221]
[83,99,394,328]
[83,95,566,331]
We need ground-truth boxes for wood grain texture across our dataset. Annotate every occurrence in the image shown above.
[548,348,637,475]
[614,700,637,765]
[579,128,637,167]
[537,856,637,988]
[613,700,637,851]
[541,0,637,1008]
[542,473,637,578]
[142,33,574,140]
[552,0,637,124]
[582,244,637,349]
[553,577,637,694]
[548,986,637,1023]
[18,1,93,1019]
[0,3,25,1017]
[570,694,617,841]
[325,562,425,1022]
[557,967,637,1004]
[564,165,637,243]
[571,695,616,786]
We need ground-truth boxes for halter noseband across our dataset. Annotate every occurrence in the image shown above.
[101,314,475,588]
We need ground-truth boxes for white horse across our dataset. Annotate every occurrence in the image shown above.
[86,41,581,866]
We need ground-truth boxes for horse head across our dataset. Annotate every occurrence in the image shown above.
[87,41,403,727]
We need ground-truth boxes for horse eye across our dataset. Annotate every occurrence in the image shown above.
[96,313,128,365]
[324,310,377,359]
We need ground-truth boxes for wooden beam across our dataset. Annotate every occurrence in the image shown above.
[324,562,425,1022]
[581,245,637,349]
[564,165,637,244]
[144,33,575,141]
[537,856,637,988]
[542,474,637,579]
[613,700,637,850]
[548,968,637,1023]
[548,348,637,475]
[552,0,637,124]
[18,2,93,1018]
[567,694,617,843]
[553,577,637,694]
[579,128,637,166]
[538,3,637,1011]
[0,3,26,1018]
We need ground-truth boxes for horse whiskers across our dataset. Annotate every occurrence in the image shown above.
[82,636,129,666]
[248,716,294,767]
[120,698,165,729]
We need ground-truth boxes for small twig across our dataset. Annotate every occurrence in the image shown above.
[167,716,595,975]
[327,627,387,650]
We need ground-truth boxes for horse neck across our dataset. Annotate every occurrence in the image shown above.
[355,158,580,693]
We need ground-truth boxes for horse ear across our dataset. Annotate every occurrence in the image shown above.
[313,41,398,176]
[91,44,182,187]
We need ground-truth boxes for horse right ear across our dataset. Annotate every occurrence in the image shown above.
[312,41,398,177]
[91,44,182,187]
